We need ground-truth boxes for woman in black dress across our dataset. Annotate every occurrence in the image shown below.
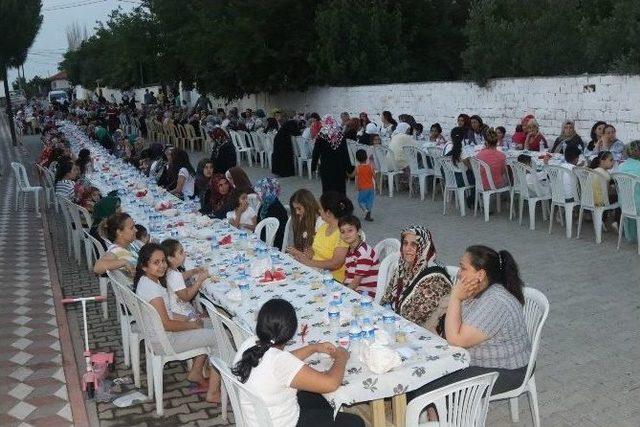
[271,119,301,177]
[254,177,289,249]
[209,127,237,175]
[311,115,354,195]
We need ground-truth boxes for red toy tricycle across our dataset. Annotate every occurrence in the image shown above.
[62,295,114,399]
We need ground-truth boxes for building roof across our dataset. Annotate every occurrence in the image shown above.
[49,71,68,81]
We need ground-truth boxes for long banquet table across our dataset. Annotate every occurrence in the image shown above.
[61,122,469,426]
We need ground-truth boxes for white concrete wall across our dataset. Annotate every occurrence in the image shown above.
[76,74,640,142]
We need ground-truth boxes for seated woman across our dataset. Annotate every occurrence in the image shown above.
[551,120,584,153]
[408,245,531,404]
[523,119,548,151]
[75,148,93,177]
[589,151,619,230]
[200,174,233,219]
[379,226,452,332]
[134,244,220,403]
[93,212,138,279]
[428,123,447,145]
[593,124,625,161]
[54,159,79,201]
[287,189,323,255]
[289,192,351,282]
[496,126,512,150]
[194,159,214,198]
[169,148,196,199]
[517,154,550,197]
[618,141,640,241]
[225,166,254,194]
[232,298,363,427]
[227,189,257,231]
[476,128,507,189]
[254,177,288,249]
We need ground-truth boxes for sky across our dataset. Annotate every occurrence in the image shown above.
[6,0,139,85]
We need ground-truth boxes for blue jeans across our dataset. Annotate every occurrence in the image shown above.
[357,189,375,212]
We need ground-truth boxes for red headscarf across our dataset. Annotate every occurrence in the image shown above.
[209,173,231,211]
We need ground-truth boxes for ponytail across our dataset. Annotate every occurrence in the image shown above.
[232,299,298,383]
[466,245,525,305]
[319,191,354,219]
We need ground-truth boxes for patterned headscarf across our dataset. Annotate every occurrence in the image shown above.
[318,114,344,150]
[387,226,437,311]
[209,127,230,160]
[254,177,281,219]
[209,173,230,211]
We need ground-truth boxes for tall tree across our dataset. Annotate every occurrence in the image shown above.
[0,0,42,145]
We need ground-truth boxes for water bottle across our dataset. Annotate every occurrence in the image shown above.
[238,282,250,300]
[348,320,362,354]
[322,274,334,288]
[331,285,343,305]
[359,291,373,311]
[361,317,375,343]
[328,301,340,329]
[382,312,396,336]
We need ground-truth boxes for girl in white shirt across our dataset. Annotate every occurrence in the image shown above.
[134,243,221,402]
[161,238,209,321]
[169,148,196,199]
[232,299,363,427]
[227,189,257,231]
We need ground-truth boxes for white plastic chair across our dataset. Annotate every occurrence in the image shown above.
[35,163,55,210]
[510,162,551,231]
[254,217,280,248]
[280,216,293,252]
[249,131,267,168]
[445,265,460,284]
[247,193,261,213]
[374,251,399,304]
[85,231,110,320]
[611,172,640,254]
[11,162,42,217]
[346,139,358,166]
[108,272,144,385]
[427,150,445,201]
[294,136,313,179]
[230,131,254,166]
[574,167,620,244]
[200,298,251,423]
[403,146,432,200]
[468,157,510,222]
[544,165,580,239]
[262,133,275,169]
[373,238,401,262]
[489,287,549,427]
[66,201,93,266]
[209,355,275,427]
[117,281,213,416]
[439,157,474,217]
[406,372,498,427]
[373,145,402,197]
[59,197,83,263]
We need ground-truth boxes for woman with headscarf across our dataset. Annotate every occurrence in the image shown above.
[551,120,584,153]
[311,115,354,195]
[380,226,452,332]
[225,166,254,194]
[209,127,237,175]
[89,194,121,250]
[194,159,214,199]
[271,119,301,177]
[200,173,234,219]
[254,177,288,249]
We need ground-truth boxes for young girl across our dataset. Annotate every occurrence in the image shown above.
[287,189,323,254]
[133,243,220,401]
[232,299,363,427]
[517,154,550,197]
[161,239,209,321]
[227,189,257,231]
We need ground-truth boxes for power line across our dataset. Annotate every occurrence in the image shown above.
[43,0,107,11]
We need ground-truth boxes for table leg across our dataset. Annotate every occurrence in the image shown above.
[392,394,407,426]
[370,398,386,427]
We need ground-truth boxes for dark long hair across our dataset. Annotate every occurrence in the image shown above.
[169,148,195,176]
[587,121,607,151]
[465,245,525,305]
[320,191,353,219]
[232,299,298,383]
[449,126,465,165]
[133,243,167,292]
[589,150,612,169]
[54,158,74,183]
[76,148,91,175]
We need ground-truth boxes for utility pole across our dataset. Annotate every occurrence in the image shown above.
[2,66,18,146]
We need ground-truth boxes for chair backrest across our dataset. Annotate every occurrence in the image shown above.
[374,251,399,304]
[36,163,54,190]
[439,157,466,188]
[237,131,253,150]
[517,287,549,394]
[107,269,136,320]
[469,157,502,191]
[295,136,311,159]
[509,161,537,199]
[402,145,424,174]
[544,164,579,204]
[280,216,292,252]
[373,238,401,261]
[11,162,31,190]
[445,265,460,284]
[290,136,301,158]
[64,200,86,233]
[57,196,75,228]
[406,372,498,427]
[209,356,274,427]
[611,172,640,217]
[373,145,395,173]
[229,131,244,151]
[346,139,358,166]
[199,299,242,363]
[249,132,263,152]
[247,193,261,213]
[262,133,274,153]
[573,166,612,209]
[254,217,280,247]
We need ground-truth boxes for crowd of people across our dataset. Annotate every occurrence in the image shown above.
[23,92,640,426]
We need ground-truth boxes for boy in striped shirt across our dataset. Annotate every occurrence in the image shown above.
[338,215,379,297]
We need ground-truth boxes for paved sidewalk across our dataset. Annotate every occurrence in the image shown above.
[0,115,85,426]
[8,125,639,426]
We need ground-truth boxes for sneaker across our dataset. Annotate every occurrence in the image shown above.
[364,212,373,222]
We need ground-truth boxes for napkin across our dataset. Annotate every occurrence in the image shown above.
[250,256,272,278]
[359,343,402,374]
[226,288,242,302]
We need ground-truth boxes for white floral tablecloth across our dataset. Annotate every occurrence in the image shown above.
[61,122,469,412]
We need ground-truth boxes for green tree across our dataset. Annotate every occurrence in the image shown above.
[13,75,48,98]
[0,0,42,144]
